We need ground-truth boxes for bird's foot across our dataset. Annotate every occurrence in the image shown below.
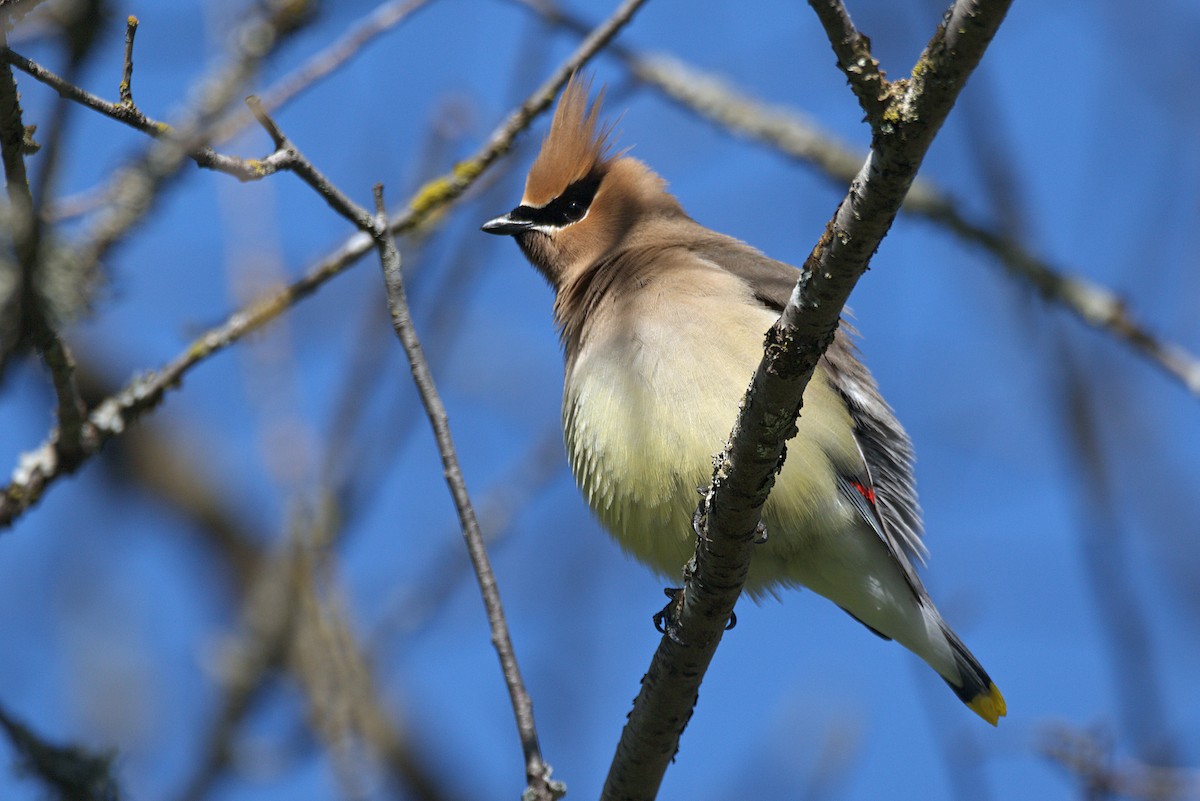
[652,586,737,638]
[653,587,685,644]
[691,494,710,542]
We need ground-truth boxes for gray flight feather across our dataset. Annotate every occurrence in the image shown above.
[691,231,928,567]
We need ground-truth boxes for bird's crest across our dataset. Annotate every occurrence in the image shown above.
[525,74,615,205]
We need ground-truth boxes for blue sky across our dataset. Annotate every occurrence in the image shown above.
[1,0,1198,799]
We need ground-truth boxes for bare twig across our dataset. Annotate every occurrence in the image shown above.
[0,3,314,528]
[73,1,312,273]
[0,25,39,365]
[0,47,277,179]
[245,94,374,226]
[375,180,563,799]
[601,2,1013,798]
[0,0,316,189]
[806,0,889,124]
[3,0,434,180]
[118,15,137,107]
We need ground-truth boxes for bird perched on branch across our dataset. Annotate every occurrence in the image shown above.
[482,75,1005,725]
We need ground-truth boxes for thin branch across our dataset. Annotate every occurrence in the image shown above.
[118,14,137,107]
[0,0,648,529]
[930,205,1200,396]
[0,26,91,462]
[600,2,1013,798]
[0,24,38,365]
[0,47,270,179]
[3,1,313,187]
[373,181,562,799]
[245,95,375,228]
[1,0,431,181]
[806,0,889,124]
[38,332,92,465]
[72,2,311,273]
[2,45,150,128]
[0,5,314,526]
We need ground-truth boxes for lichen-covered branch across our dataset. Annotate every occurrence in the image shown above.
[806,0,889,124]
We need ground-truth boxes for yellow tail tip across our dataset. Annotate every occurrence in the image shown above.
[967,684,1007,726]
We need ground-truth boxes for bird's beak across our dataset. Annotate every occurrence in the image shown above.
[481,212,532,236]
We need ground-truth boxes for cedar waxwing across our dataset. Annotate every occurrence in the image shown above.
[482,76,1006,725]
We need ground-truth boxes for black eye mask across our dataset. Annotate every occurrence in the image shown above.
[508,172,604,228]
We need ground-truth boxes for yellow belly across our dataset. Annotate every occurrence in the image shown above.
[562,291,861,593]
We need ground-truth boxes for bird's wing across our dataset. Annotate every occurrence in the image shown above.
[696,234,928,571]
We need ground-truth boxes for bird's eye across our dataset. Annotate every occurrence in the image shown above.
[563,200,586,222]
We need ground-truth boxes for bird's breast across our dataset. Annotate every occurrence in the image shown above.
[560,269,861,585]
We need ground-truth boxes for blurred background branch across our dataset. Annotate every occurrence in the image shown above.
[0,703,121,801]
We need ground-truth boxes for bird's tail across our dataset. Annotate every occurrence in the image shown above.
[939,623,1006,725]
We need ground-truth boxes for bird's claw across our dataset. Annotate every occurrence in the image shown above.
[652,587,736,637]
[691,496,709,541]
[653,587,686,644]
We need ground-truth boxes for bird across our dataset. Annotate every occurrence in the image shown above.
[481,75,1006,725]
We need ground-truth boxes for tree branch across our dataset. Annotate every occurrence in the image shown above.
[807,0,889,125]
[118,15,137,107]
[71,1,311,273]
[0,25,92,463]
[371,184,559,800]
[601,2,1013,798]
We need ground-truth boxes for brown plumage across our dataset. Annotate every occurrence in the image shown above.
[482,75,1005,725]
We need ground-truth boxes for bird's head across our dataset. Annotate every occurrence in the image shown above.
[482,75,681,288]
